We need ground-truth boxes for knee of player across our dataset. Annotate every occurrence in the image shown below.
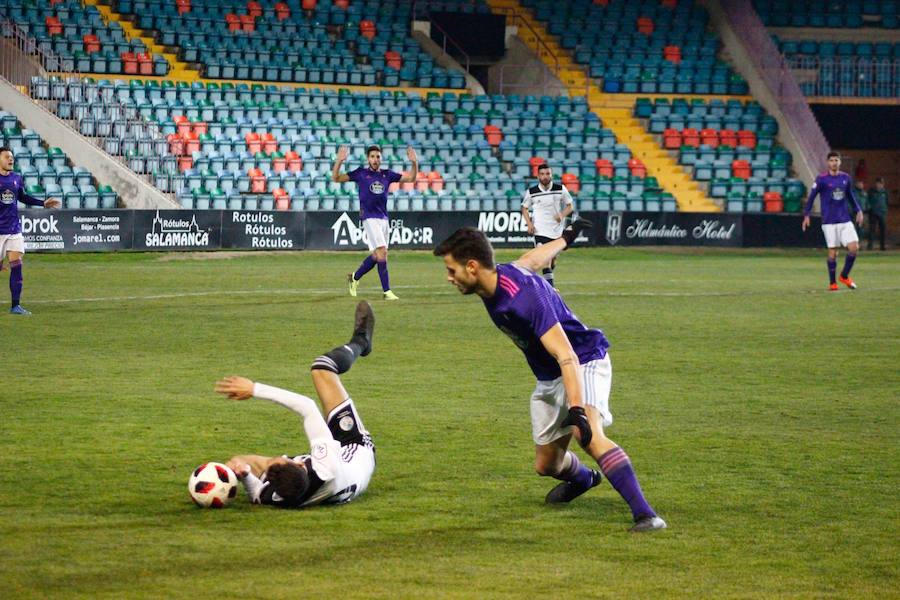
[534,458,562,477]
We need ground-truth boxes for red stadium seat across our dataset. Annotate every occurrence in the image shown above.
[261,132,277,154]
[428,171,444,192]
[121,52,137,74]
[663,128,682,149]
[249,168,266,193]
[240,14,255,32]
[415,171,429,192]
[246,1,262,17]
[700,128,719,148]
[529,156,546,177]
[397,171,412,192]
[628,158,647,178]
[720,128,738,147]
[764,191,783,212]
[182,131,199,154]
[272,153,286,173]
[301,0,317,9]
[192,122,208,135]
[663,45,681,64]
[384,50,402,71]
[83,34,100,54]
[273,188,290,210]
[737,130,757,148]
[595,158,613,177]
[731,159,751,179]
[484,125,503,146]
[682,128,700,146]
[274,2,290,20]
[592,0,609,6]
[45,17,62,36]
[334,0,350,8]
[561,173,580,193]
[286,151,302,173]
[167,133,183,156]
[244,133,261,154]
[178,156,193,171]
[176,0,191,15]
[637,17,654,35]
[360,20,376,40]
[137,53,153,75]
[225,14,240,32]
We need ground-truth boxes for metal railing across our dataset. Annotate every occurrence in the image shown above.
[785,55,899,99]
[425,16,472,77]
[720,0,830,184]
[0,19,182,199]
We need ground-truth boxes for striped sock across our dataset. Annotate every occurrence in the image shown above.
[557,451,594,489]
[598,447,656,521]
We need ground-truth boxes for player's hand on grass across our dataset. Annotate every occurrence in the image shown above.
[801,215,810,231]
[561,406,593,448]
[406,146,417,163]
[215,376,254,400]
[336,146,348,162]
[44,198,61,209]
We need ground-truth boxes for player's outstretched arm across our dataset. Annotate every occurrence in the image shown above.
[332,145,350,183]
[215,376,333,443]
[514,219,592,273]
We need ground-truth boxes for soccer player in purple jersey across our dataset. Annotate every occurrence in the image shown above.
[332,144,418,301]
[434,222,666,532]
[802,151,864,291]
[0,146,60,315]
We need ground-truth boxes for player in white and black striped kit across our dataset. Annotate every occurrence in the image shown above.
[214,301,377,508]
[521,163,574,289]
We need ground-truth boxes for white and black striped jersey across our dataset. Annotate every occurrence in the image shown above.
[521,182,574,239]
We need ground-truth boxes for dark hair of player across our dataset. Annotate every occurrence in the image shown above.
[433,227,495,269]
[366,145,381,156]
[266,461,310,503]
[0,146,11,155]
[827,151,841,160]
[537,163,550,171]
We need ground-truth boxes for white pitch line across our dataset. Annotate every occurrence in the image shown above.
[24,283,900,305]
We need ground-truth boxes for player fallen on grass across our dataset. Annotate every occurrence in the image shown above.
[434,221,666,532]
[214,301,377,507]
[332,144,419,301]
[0,146,60,315]
[802,151,864,291]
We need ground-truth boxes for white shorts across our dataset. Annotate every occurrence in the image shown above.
[530,355,613,445]
[822,222,858,248]
[363,218,389,251]
[0,233,25,261]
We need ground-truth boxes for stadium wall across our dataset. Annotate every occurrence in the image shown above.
[19,210,820,251]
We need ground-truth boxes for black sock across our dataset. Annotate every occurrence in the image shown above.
[311,340,365,374]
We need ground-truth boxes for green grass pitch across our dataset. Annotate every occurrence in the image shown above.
[1,248,897,598]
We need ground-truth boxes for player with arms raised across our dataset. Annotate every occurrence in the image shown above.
[332,144,418,301]
[214,301,377,508]
[434,222,666,532]
[0,146,60,315]
[802,151,864,291]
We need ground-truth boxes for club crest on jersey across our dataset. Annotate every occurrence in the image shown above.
[1,189,14,204]
[369,181,385,194]
[833,189,845,200]
[313,443,328,459]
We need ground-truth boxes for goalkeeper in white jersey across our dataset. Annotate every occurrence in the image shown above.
[214,301,377,508]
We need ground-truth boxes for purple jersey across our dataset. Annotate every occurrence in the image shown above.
[483,263,609,381]
[348,167,402,220]
[804,171,861,225]
[0,172,43,234]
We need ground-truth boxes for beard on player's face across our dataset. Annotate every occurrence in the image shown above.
[367,153,381,170]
